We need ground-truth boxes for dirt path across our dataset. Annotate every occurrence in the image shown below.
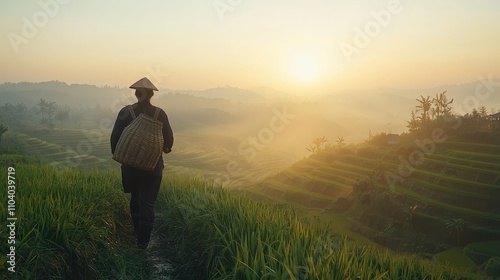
[146,234,174,280]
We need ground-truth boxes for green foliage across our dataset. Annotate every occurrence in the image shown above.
[0,133,27,155]
[434,247,476,271]
[306,136,331,154]
[405,90,499,139]
[0,124,7,141]
[55,110,69,130]
[0,154,40,166]
[484,257,500,279]
[154,176,482,279]
[465,241,500,269]
[36,99,57,131]
[0,164,151,279]
[465,241,500,258]
[365,132,389,147]
[445,218,468,246]
[415,94,433,132]
[335,136,346,150]
[0,161,490,279]
[432,91,453,120]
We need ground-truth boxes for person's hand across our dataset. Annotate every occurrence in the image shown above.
[164,147,172,154]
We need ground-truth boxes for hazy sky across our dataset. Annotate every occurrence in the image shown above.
[1,1,500,95]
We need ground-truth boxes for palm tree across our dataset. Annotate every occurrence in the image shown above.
[335,136,346,150]
[445,218,468,245]
[432,91,453,120]
[306,136,330,154]
[403,204,418,230]
[416,95,432,132]
[37,98,48,121]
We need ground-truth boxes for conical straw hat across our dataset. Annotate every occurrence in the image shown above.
[129,77,158,91]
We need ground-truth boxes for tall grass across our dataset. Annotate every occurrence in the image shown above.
[0,162,151,279]
[0,160,486,279]
[154,176,482,279]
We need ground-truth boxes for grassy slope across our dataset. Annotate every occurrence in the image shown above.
[154,174,482,279]
[241,137,500,278]
[0,158,484,279]
[0,160,154,279]
[244,140,500,222]
[3,127,499,277]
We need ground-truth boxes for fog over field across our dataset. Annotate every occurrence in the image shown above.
[1,79,499,187]
[2,2,500,278]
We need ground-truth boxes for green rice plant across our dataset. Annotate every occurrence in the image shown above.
[447,149,500,161]
[314,166,365,182]
[380,183,500,221]
[154,176,483,279]
[381,160,498,190]
[0,162,151,279]
[301,172,354,191]
[411,178,488,199]
[428,152,500,171]
[328,160,374,174]
[425,157,500,176]
[442,141,500,151]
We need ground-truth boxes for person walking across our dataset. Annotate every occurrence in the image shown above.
[111,77,174,249]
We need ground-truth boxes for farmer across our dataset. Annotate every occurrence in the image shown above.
[111,77,174,249]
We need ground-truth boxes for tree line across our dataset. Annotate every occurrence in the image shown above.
[0,99,111,132]
[0,99,70,131]
[406,91,494,136]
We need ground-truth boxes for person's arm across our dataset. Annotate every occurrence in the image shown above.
[160,110,174,153]
[110,107,130,154]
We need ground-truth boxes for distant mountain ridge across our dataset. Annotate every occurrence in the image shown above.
[2,80,498,111]
[2,80,498,141]
[0,81,291,108]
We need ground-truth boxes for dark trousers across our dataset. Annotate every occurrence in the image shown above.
[121,165,162,245]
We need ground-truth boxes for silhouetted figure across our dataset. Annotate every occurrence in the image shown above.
[111,77,174,249]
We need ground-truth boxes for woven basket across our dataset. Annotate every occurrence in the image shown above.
[113,106,164,171]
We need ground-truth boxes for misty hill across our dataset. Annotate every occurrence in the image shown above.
[0,81,124,108]
[2,80,499,146]
[175,87,267,103]
[0,81,349,186]
[242,133,500,273]
[0,81,290,108]
[315,80,500,137]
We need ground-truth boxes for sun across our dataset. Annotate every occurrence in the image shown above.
[292,54,320,83]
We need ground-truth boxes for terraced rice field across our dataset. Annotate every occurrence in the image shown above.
[246,155,372,207]
[246,141,500,225]
[16,129,299,188]
[16,128,500,224]
[16,130,111,169]
[168,144,298,188]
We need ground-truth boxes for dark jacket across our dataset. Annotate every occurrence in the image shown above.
[110,103,174,176]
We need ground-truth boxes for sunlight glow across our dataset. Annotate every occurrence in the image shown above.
[293,54,321,83]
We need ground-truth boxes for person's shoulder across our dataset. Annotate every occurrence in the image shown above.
[118,105,130,113]
[153,107,171,123]
[154,106,168,116]
[117,105,134,119]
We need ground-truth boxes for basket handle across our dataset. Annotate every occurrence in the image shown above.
[127,105,136,119]
[153,108,161,119]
